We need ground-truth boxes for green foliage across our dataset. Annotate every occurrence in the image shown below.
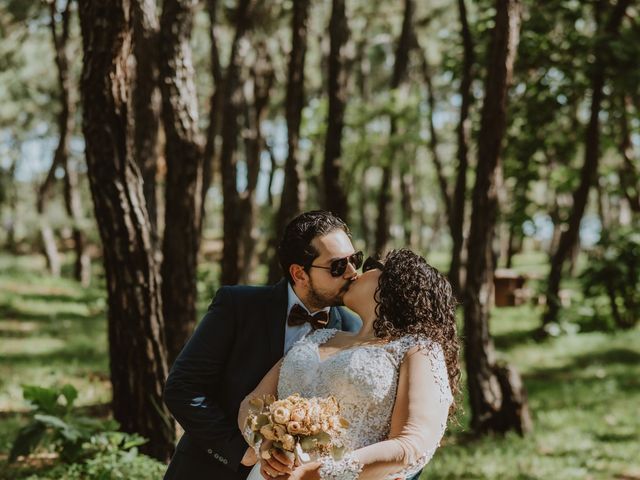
[580,227,640,330]
[10,384,142,464]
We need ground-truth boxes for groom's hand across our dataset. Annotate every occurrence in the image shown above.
[241,447,258,467]
[259,440,294,478]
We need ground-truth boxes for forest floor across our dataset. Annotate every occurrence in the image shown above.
[0,252,638,479]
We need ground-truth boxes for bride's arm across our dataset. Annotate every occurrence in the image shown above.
[295,344,452,480]
[237,358,283,437]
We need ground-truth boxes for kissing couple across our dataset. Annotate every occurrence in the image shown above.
[163,210,460,480]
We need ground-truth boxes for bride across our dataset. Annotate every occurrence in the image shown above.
[238,248,460,480]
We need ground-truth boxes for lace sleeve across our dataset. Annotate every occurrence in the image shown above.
[327,338,452,480]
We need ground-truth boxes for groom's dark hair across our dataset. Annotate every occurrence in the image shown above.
[277,210,351,284]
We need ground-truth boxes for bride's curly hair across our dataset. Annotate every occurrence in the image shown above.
[373,248,461,416]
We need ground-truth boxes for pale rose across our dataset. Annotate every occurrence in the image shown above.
[273,424,287,440]
[287,421,306,435]
[281,434,295,451]
[260,424,278,441]
[290,408,306,422]
[272,406,291,425]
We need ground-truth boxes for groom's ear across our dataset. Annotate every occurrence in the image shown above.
[290,264,309,287]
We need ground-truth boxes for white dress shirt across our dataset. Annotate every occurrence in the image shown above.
[283,283,330,354]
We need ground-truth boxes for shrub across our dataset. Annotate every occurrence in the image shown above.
[580,227,640,329]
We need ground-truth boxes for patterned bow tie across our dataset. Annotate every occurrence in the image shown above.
[287,304,329,330]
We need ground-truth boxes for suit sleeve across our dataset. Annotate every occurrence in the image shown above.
[163,287,249,472]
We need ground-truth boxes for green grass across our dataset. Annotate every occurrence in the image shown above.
[1,252,639,479]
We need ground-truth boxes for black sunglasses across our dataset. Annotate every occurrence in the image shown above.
[309,251,364,277]
[362,256,384,273]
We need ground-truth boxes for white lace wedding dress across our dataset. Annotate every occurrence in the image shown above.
[246,328,453,480]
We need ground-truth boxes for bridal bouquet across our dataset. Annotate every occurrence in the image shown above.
[243,393,349,463]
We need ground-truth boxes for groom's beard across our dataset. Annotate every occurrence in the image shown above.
[307,277,351,309]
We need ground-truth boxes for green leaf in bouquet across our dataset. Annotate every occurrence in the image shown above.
[331,445,346,460]
[246,431,263,447]
[247,413,270,431]
[299,432,332,451]
[248,397,265,412]
[9,422,47,462]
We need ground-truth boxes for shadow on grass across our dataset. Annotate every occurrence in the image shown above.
[0,344,107,367]
[523,348,640,400]
[493,326,539,351]
[0,305,103,324]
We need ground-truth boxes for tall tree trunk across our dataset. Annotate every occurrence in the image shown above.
[267,0,311,284]
[619,95,640,212]
[220,0,254,285]
[420,52,452,219]
[542,0,631,328]
[239,42,274,284]
[449,0,475,298]
[78,0,174,461]
[374,0,415,256]
[61,156,91,287]
[132,0,161,244]
[322,0,349,221]
[463,0,532,435]
[159,0,205,364]
[49,0,90,286]
[38,0,77,278]
[201,0,224,230]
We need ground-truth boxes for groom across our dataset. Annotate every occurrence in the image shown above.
[163,211,362,480]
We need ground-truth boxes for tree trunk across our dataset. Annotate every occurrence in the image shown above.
[463,0,532,435]
[619,95,640,212]
[78,0,174,461]
[420,51,452,219]
[132,0,161,244]
[220,0,254,285]
[543,0,631,328]
[374,0,415,257]
[159,0,205,364]
[449,0,475,299]
[38,0,77,279]
[322,0,349,222]
[267,0,311,284]
[239,42,274,284]
[201,0,224,229]
[61,156,91,287]
[48,0,90,286]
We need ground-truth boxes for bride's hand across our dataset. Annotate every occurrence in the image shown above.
[259,440,295,478]
[286,461,321,480]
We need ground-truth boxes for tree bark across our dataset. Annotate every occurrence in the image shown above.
[543,0,632,328]
[38,0,78,278]
[463,0,532,435]
[159,0,205,364]
[449,0,475,298]
[220,0,255,285]
[619,95,640,212]
[51,1,90,286]
[201,0,224,229]
[374,0,415,256]
[322,0,350,222]
[132,0,161,243]
[267,0,311,283]
[239,42,274,284]
[78,0,174,461]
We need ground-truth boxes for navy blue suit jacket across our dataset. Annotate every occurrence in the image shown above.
[163,279,361,480]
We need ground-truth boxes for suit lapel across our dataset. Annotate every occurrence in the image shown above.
[267,279,289,362]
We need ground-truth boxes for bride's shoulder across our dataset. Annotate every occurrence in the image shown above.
[303,327,340,345]
[386,335,445,364]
